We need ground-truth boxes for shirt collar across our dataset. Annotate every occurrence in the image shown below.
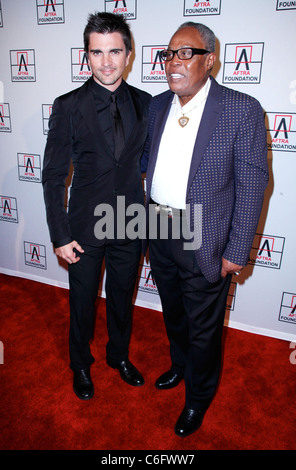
[173,77,211,112]
[90,77,127,104]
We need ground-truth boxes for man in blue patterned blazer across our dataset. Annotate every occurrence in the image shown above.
[141,22,269,437]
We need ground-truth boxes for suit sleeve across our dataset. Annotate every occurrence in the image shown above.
[223,98,269,266]
[141,134,150,173]
[141,98,154,173]
[42,97,73,247]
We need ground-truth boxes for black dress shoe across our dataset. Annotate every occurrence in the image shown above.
[155,369,183,390]
[73,369,94,400]
[175,406,206,437]
[107,359,144,387]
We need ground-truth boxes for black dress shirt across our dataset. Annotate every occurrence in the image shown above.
[90,77,135,156]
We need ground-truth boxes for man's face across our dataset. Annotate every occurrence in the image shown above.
[165,27,216,106]
[88,32,131,91]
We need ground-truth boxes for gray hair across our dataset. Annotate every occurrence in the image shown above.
[177,22,216,52]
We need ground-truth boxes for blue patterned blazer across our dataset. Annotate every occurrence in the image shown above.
[142,76,269,283]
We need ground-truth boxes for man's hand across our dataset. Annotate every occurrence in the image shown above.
[221,257,243,278]
[55,241,84,264]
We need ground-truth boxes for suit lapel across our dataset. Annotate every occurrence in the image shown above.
[187,78,224,192]
[77,80,114,158]
[121,86,145,157]
[146,92,173,194]
[78,81,100,134]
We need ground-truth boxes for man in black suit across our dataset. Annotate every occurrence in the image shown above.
[42,12,151,400]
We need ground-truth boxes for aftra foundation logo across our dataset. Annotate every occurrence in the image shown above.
[249,234,285,269]
[0,196,18,223]
[24,242,47,269]
[279,293,296,325]
[71,48,91,82]
[223,43,264,84]
[10,50,36,82]
[265,112,296,153]
[42,104,52,134]
[105,0,137,19]
[18,153,41,183]
[183,0,221,16]
[142,46,167,83]
[0,104,12,132]
[36,0,65,25]
[138,264,159,295]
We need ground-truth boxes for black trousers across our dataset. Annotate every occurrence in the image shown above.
[68,239,141,371]
[149,215,231,411]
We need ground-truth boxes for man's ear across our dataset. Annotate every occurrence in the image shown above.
[125,50,132,67]
[207,52,216,70]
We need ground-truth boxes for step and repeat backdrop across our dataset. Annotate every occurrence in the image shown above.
[0,0,296,342]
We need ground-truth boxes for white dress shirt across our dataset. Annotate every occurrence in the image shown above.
[151,78,211,209]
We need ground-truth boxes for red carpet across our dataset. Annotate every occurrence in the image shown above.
[0,273,295,452]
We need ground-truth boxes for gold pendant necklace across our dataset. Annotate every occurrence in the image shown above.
[177,93,207,128]
[178,115,189,127]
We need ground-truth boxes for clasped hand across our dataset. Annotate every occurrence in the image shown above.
[55,241,84,264]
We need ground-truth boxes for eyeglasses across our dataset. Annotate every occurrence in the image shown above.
[160,47,209,62]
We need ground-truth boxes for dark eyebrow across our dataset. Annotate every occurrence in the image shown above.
[89,48,124,53]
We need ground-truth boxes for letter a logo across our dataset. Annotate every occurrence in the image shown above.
[80,52,90,72]
[114,0,127,7]
[25,156,34,175]
[258,238,272,257]
[45,0,56,12]
[31,245,40,261]
[152,50,165,71]
[235,48,250,71]
[146,270,155,285]
[18,53,28,72]
[2,198,11,215]
[274,116,290,139]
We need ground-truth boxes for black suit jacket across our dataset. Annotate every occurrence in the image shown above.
[42,78,151,247]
